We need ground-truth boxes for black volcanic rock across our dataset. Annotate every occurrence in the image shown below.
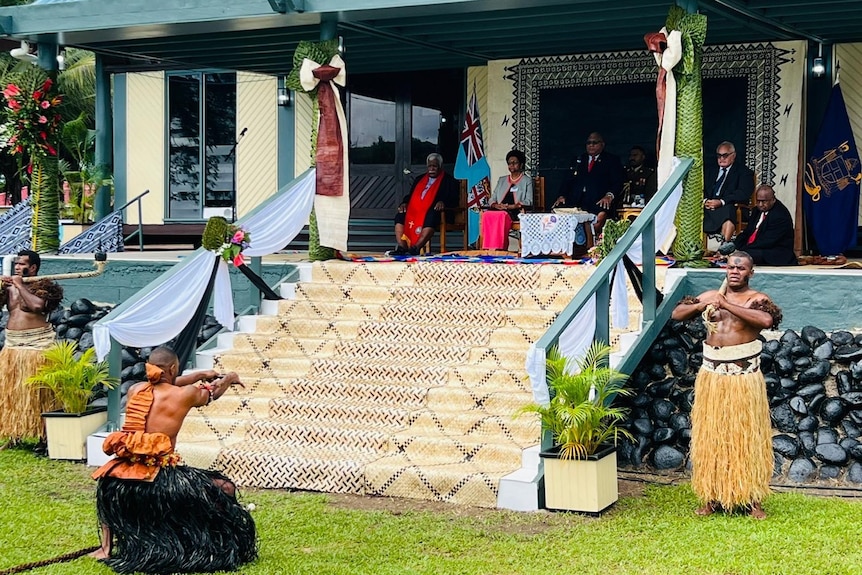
[797,416,818,433]
[820,398,849,424]
[788,458,816,482]
[788,396,808,415]
[837,370,855,394]
[815,443,849,465]
[772,434,800,458]
[651,445,684,470]
[801,326,827,348]
[813,340,834,360]
[796,383,825,398]
[834,345,862,362]
[832,331,856,346]
[771,403,797,433]
[798,360,830,384]
[817,427,839,445]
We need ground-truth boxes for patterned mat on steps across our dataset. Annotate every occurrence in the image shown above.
[177,260,651,507]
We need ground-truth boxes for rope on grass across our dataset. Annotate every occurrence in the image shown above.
[0,546,99,574]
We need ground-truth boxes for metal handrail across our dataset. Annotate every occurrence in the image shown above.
[535,157,694,358]
[120,189,150,252]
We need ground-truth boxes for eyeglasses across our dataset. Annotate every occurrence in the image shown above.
[586,140,602,145]
[716,152,735,159]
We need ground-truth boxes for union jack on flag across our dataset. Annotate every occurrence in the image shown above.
[461,91,485,166]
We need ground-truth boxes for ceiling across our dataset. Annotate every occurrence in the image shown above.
[2,0,862,75]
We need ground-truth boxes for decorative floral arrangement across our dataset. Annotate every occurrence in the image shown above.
[220,224,250,267]
[201,216,250,267]
[587,219,631,263]
[2,79,63,158]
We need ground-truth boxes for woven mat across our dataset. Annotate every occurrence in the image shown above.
[178,260,647,507]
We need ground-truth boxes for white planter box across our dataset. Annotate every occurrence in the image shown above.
[43,407,108,460]
[541,444,618,514]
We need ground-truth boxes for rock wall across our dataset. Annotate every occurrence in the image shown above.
[619,318,862,485]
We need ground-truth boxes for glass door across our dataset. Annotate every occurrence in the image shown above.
[348,70,463,220]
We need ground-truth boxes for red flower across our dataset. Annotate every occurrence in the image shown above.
[2,84,20,98]
[45,143,57,156]
[39,131,47,140]
[42,78,52,91]
[32,90,42,101]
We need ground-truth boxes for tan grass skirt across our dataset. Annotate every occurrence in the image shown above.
[690,340,772,509]
[0,326,57,441]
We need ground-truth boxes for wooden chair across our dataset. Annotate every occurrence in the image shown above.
[427,180,467,253]
[734,180,758,232]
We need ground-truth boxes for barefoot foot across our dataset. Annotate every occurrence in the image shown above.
[695,502,718,516]
[88,548,109,560]
[749,502,766,520]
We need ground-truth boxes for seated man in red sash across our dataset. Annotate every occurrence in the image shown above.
[91,347,256,574]
[390,152,460,255]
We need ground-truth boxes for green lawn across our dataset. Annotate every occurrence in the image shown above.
[1,445,860,575]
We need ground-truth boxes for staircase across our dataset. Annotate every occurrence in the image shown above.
[178,260,648,508]
[284,218,467,253]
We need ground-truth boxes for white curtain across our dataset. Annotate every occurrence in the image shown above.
[525,294,596,406]
[93,251,217,361]
[612,157,684,329]
[94,169,317,361]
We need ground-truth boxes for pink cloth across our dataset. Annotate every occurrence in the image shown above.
[481,210,513,250]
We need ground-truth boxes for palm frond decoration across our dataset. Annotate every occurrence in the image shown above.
[30,156,60,252]
[286,39,340,262]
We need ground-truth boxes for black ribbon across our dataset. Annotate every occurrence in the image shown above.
[237,263,282,301]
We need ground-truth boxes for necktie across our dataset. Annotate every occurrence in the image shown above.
[747,211,766,245]
[588,156,595,172]
[713,168,726,196]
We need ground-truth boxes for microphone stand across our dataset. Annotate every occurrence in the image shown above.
[225,127,248,222]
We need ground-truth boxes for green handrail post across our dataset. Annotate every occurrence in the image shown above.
[642,217,656,323]
[107,338,122,430]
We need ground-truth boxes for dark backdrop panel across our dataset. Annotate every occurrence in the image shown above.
[537,77,749,206]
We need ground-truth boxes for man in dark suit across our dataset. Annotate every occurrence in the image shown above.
[553,132,623,233]
[722,185,797,266]
[704,141,754,242]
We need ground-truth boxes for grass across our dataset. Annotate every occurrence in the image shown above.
[1,445,861,575]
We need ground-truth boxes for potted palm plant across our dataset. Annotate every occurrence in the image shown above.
[522,342,633,513]
[26,341,118,460]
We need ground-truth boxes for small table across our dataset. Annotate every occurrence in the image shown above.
[519,212,595,258]
[619,206,643,222]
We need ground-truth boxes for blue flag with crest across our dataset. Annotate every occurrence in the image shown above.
[803,83,862,256]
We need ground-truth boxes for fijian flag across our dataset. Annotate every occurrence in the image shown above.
[803,82,862,256]
[454,86,491,246]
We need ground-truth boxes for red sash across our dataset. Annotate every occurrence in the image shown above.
[402,174,443,246]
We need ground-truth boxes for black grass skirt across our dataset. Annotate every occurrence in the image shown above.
[96,466,257,574]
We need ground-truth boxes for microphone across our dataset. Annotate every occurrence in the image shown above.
[239,127,248,137]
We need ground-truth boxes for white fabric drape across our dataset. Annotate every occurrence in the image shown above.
[525,294,596,406]
[300,55,350,251]
[612,157,684,329]
[94,169,318,361]
[655,29,682,186]
[94,250,218,361]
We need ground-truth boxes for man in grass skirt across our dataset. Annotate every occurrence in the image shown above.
[672,251,782,519]
[91,347,256,573]
[0,250,63,442]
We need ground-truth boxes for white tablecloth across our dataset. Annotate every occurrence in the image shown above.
[518,212,595,257]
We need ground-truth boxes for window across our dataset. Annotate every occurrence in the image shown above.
[167,72,236,219]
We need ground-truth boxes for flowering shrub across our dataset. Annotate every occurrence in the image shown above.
[2,79,63,158]
[220,224,250,266]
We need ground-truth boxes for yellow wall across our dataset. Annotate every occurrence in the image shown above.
[125,72,166,225]
[124,71,283,223]
[236,72,278,218]
[294,89,314,175]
